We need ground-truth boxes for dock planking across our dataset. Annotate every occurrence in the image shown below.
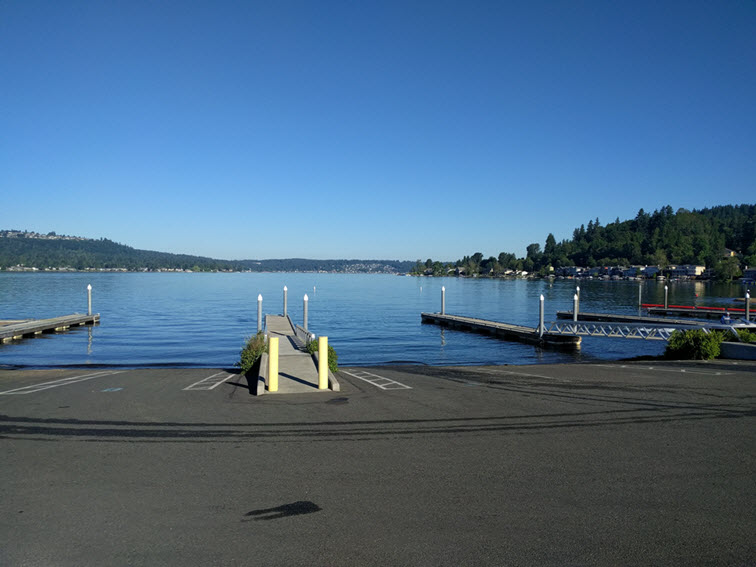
[0,314,100,343]
[641,303,750,320]
[421,312,582,349]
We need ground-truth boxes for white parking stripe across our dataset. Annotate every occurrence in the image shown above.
[341,370,412,390]
[183,372,234,391]
[0,371,124,395]
[593,364,731,376]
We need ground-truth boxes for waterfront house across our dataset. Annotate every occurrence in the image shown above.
[642,266,662,278]
[669,265,706,278]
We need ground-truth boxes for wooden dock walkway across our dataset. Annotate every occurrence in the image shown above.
[641,303,751,320]
[0,314,100,343]
[257,315,339,394]
[420,312,582,349]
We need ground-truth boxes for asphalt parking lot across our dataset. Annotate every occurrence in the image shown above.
[1,360,755,566]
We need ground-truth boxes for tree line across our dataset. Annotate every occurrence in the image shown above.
[412,204,756,278]
[0,236,415,273]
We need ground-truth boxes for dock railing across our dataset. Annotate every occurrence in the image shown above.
[294,323,315,347]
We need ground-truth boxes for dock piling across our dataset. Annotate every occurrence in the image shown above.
[257,294,263,333]
[87,284,92,316]
[441,286,446,315]
[303,294,309,331]
[283,286,288,317]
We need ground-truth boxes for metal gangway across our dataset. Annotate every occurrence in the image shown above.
[543,320,754,341]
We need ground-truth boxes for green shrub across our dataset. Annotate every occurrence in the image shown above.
[665,329,723,360]
[734,329,756,344]
[237,332,267,374]
[721,328,756,344]
[306,339,339,373]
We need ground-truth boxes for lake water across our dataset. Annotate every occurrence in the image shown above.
[0,273,749,368]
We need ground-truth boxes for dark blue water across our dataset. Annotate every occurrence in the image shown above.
[0,273,749,368]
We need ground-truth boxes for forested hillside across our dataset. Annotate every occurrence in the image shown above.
[416,204,756,276]
[0,237,240,271]
[543,204,755,268]
[0,233,414,273]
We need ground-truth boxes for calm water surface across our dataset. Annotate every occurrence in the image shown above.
[0,273,749,368]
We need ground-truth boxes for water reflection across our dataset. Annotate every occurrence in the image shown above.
[87,325,93,356]
[0,273,747,367]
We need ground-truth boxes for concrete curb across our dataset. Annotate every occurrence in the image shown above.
[255,353,268,395]
[312,351,340,392]
[720,341,756,361]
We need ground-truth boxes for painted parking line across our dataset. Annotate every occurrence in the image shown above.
[341,370,412,390]
[183,372,234,391]
[593,364,732,376]
[0,371,124,395]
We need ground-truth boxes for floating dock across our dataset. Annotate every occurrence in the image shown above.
[0,314,100,343]
[421,312,582,349]
[641,304,750,319]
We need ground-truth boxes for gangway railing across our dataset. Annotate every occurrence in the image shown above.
[546,321,677,341]
[545,320,753,341]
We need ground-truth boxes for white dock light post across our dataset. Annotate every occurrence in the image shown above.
[664,285,669,309]
[257,294,263,333]
[576,286,580,314]
[87,284,92,316]
[539,294,545,339]
[303,294,309,331]
[573,293,579,322]
[283,286,288,317]
[747,291,751,321]
[441,286,446,315]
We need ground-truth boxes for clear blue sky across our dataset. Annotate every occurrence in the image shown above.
[2,1,754,261]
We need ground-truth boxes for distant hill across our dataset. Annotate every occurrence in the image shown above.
[0,231,415,273]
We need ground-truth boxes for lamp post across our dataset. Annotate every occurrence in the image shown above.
[257,294,263,333]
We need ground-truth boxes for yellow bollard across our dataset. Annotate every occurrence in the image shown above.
[268,337,279,392]
[318,336,328,390]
